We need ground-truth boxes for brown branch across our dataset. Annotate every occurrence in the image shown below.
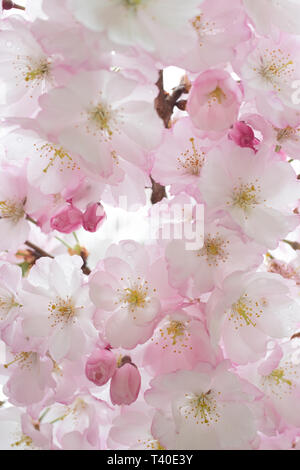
[151,70,190,204]
[291,332,300,340]
[282,239,300,250]
[24,241,92,275]
[25,241,54,260]
[154,70,190,129]
[2,1,25,10]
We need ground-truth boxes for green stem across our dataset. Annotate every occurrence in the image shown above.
[72,232,80,244]
[39,408,50,423]
[55,236,72,250]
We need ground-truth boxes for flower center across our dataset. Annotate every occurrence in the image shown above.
[122,286,148,309]
[24,59,51,83]
[4,351,35,370]
[123,0,143,9]
[180,390,220,426]
[86,100,119,140]
[229,294,263,329]
[34,142,80,174]
[253,49,294,91]
[0,199,25,223]
[198,233,230,267]
[48,296,78,328]
[0,295,20,320]
[152,318,192,354]
[261,362,297,397]
[275,126,300,143]
[177,138,205,176]
[269,368,292,387]
[191,14,218,46]
[230,179,261,213]
[208,86,226,105]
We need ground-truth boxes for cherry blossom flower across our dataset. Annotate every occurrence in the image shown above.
[207,271,300,364]
[200,141,300,248]
[36,70,163,176]
[240,35,300,122]
[150,117,210,200]
[20,254,98,361]
[143,309,222,375]
[0,16,66,109]
[89,241,181,349]
[145,361,261,450]
[238,341,300,428]
[181,0,251,72]
[165,214,263,295]
[0,407,53,450]
[110,362,141,406]
[85,348,117,387]
[68,0,202,63]
[187,69,242,133]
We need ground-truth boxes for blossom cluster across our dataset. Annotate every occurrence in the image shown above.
[0,0,300,450]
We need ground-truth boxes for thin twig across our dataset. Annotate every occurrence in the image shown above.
[151,70,190,204]
[24,241,54,259]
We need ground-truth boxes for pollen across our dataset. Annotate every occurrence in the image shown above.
[191,14,218,47]
[85,96,121,141]
[123,0,143,7]
[24,59,50,82]
[116,277,156,319]
[153,318,192,354]
[180,390,221,426]
[138,438,166,450]
[4,351,35,370]
[14,55,52,87]
[34,142,80,174]
[11,434,34,449]
[177,138,205,176]
[261,362,297,397]
[48,296,79,328]
[230,178,262,214]
[0,199,25,223]
[0,295,21,320]
[197,232,230,267]
[253,48,295,92]
[228,294,263,329]
[275,126,300,143]
[207,86,226,106]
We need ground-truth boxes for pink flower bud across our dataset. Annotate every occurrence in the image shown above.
[85,349,117,386]
[228,122,259,151]
[82,202,106,232]
[50,204,83,233]
[110,363,141,406]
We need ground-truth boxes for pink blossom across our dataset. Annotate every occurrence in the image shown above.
[200,141,300,248]
[228,121,259,151]
[207,271,300,364]
[187,69,242,133]
[68,0,202,63]
[50,203,83,234]
[36,70,163,176]
[150,117,210,200]
[82,202,106,233]
[20,254,98,362]
[181,0,251,72]
[89,241,181,349]
[110,362,141,406]
[145,361,262,450]
[85,348,116,386]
